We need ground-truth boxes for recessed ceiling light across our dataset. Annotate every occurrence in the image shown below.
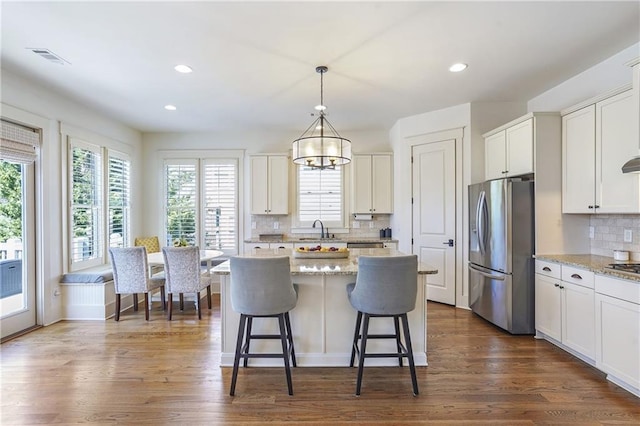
[449,63,468,73]
[164,105,177,111]
[174,64,193,73]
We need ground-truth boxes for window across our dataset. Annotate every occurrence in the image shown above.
[297,165,344,227]
[164,158,238,255]
[108,154,130,248]
[70,139,103,268]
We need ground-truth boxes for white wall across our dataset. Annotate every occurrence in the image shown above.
[1,69,142,325]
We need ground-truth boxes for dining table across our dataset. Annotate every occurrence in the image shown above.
[147,249,224,276]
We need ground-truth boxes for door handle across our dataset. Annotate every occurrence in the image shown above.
[443,239,454,247]
[469,264,506,281]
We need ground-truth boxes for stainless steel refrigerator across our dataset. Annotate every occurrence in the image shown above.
[468,177,535,334]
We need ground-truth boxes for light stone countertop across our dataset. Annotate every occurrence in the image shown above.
[534,254,640,282]
[244,237,398,244]
[211,248,437,276]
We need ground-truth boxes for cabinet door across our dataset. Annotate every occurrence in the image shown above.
[372,155,393,213]
[562,281,595,359]
[352,155,373,213]
[485,131,506,180]
[595,293,640,391]
[596,90,639,213]
[562,105,596,213]
[250,156,269,214]
[506,118,533,177]
[267,156,289,215]
[535,274,562,341]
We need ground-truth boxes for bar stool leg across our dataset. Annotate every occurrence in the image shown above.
[401,313,419,396]
[278,313,293,396]
[284,312,296,367]
[349,311,363,367]
[243,317,253,367]
[230,314,247,396]
[394,315,403,366]
[355,313,370,396]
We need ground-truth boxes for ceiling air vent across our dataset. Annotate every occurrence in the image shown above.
[28,48,70,65]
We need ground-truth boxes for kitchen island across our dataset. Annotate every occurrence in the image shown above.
[212,248,437,367]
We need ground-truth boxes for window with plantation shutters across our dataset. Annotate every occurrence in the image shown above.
[203,160,237,254]
[297,165,343,226]
[165,161,198,247]
[108,154,130,248]
[70,139,103,268]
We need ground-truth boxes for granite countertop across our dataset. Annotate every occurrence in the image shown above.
[211,248,437,276]
[244,237,398,244]
[535,254,640,282]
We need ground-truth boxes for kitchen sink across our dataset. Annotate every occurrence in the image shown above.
[297,237,338,241]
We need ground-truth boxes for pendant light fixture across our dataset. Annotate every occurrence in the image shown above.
[292,66,351,170]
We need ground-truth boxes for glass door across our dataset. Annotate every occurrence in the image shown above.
[0,159,36,339]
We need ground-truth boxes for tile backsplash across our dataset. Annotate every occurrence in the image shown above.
[250,215,391,239]
[590,214,640,259]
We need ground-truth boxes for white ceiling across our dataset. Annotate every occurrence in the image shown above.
[1,1,639,135]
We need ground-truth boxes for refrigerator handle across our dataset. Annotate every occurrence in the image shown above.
[469,263,506,281]
[477,191,486,255]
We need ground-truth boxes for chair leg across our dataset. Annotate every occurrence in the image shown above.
[160,286,166,310]
[133,294,139,311]
[394,315,403,366]
[350,311,363,367]
[278,313,294,396]
[356,313,370,396]
[179,293,184,310]
[401,313,419,396]
[115,294,121,321]
[230,314,248,396]
[168,293,173,320]
[207,285,212,309]
[284,312,296,367]
[243,316,253,367]
[195,291,201,320]
[144,293,150,321]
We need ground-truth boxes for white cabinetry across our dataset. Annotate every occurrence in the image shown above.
[352,154,393,214]
[484,118,533,180]
[562,88,639,213]
[293,241,347,250]
[250,155,289,215]
[243,242,293,253]
[535,261,595,361]
[594,275,640,396]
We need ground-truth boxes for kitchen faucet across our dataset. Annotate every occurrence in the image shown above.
[312,219,329,239]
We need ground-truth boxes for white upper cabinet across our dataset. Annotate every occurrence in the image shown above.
[484,117,533,180]
[562,89,639,213]
[352,154,393,214]
[250,155,289,215]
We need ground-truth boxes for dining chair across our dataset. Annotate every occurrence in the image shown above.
[228,256,298,396]
[346,255,419,396]
[161,246,213,320]
[108,247,166,321]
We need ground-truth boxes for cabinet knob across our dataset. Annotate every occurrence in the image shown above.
[542,266,551,272]
[594,205,600,209]
[559,286,565,289]
[570,273,582,280]
[554,283,560,288]
[588,205,594,209]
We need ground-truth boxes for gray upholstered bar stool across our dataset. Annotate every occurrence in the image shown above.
[229,256,298,396]
[347,255,419,396]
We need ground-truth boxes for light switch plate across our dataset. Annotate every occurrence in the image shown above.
[273,221,280,230]
[589,226,594,239]
[624,229,632,242]
[251,221,257,229]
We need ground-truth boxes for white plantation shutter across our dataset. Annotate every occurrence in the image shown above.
[165,161,198,246]
[108,153,130,248]
[203,160,237,254]
[70,139,103,268]
[298,165,342,225]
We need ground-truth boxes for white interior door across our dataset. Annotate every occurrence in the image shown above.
[1,161,36,339]
[412,139,456,305]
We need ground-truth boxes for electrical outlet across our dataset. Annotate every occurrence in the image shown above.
[589,226,595,239]
[624,229,633,243]
[273,221,280,230]
[369,221,375,229]
[352,221,360,229]
[251,221,256,229]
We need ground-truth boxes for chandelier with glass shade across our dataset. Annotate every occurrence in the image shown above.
[292,66,351,170]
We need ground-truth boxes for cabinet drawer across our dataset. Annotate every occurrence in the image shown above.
[595,275,640,304]
[535,260,561,279]
[561,266,594,289]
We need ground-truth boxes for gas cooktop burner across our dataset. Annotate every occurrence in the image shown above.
[607,263,640,274]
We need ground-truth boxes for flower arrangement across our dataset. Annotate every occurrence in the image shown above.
[173,238,189,247]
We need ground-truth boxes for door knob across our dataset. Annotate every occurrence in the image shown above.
[443,239,454,247]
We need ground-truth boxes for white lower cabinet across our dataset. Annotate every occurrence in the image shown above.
[594,275,640,396]
[535,261,595,361]
[243,242,293,253]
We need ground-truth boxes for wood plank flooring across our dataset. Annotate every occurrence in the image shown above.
[1,296,638,424]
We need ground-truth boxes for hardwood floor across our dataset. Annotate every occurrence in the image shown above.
[1,296,638,425]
